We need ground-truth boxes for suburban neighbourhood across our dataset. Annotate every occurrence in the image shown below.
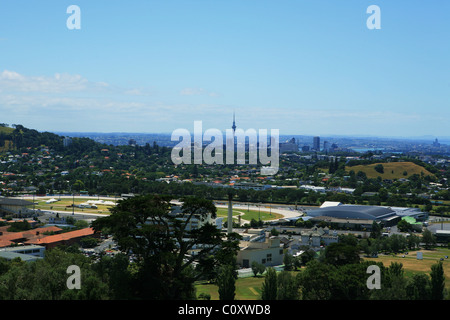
[0,187,449,301]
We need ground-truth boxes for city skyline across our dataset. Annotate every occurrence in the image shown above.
[0,1,449,137]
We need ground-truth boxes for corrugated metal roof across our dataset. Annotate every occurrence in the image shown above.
[0,197,33,206]
[0,251,42,262]
[307,205,396,220]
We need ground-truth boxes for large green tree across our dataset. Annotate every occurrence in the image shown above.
[422,229,436,249]
[406,273,431,300]
[430,261,446,300]
[296,259,335,300]
[276,271,299,300]
[261,267,278,300]
[91,194,235,299]
[217,264,236,300]
[323,242,361,266]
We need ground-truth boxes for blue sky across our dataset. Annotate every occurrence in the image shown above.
[0,1,449,138]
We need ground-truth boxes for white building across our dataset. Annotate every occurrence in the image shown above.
[236,235,284,268]
[300,185,326,193]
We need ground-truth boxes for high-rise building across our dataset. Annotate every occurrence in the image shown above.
[63,137,72,147]
[280,137,298,153]
[313,136,320,151]
[433,138,440,147]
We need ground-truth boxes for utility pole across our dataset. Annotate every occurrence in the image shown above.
[72,190,75,216]
[227,193,233,234]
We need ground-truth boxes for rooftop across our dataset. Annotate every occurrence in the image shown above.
[27,227,96,245]
[0,251,43,262]
[307,205,396,221]
[0,226,63,247]
[0,197,34,206]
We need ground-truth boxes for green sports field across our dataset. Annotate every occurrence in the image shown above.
[33,197,116,214]
[216,207,283,223]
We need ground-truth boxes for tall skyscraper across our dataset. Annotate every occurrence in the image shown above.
[232,111,236,135]
[313,136,320,151]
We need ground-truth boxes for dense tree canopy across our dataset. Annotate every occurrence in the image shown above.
[91,194,239,299]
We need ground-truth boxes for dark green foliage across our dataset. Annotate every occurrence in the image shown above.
[91,194,237,300]
[374,164,384,174]
[217,264,236,300]
[261,267,277,300]
[276,271,299,300]
[430,261,446,300]
[251,261,266,277]
[0,248,109,300]
[323,242,361,266]
[7,220,32,232]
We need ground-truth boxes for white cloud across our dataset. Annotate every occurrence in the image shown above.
[0,70,443,135]
[1,70,24,80]
[0,70,141,96]
[0,70,93,93]
[124,88,144,96]
[180,87,219,97]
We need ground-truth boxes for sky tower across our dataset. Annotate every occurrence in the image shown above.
[228,111,236,234]
[232,111,236,134]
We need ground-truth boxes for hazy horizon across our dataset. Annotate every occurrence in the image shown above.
[51,129,450,144]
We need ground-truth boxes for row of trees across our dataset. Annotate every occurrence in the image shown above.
[295,259,446,300]
[0,195,241,300]
[207,231,447,301]
[257,240,447,300]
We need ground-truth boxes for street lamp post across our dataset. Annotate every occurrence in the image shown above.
[259,202,261,222]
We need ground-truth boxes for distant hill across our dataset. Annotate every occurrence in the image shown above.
[0,125,64,153]
[0,126,14,152]
[346,161,434,179]
[0,126,13,134]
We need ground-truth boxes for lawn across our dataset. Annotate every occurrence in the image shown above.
[364,247,450,289]
[216,207,283,222]
[0,126,14,152]
[196,276,265,300]
[34,197,116,214]
[346,161,434,179]
[35,200,283,219]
